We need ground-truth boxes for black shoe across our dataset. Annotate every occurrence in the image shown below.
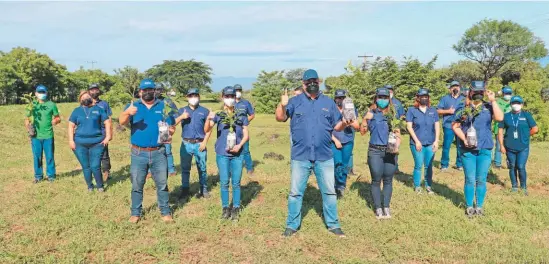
[33,179,41,184]
[231,207,240,222]
[179,187,190,199]
[222,207,231,219]
[329,228,346,237]
[282,228,297,237]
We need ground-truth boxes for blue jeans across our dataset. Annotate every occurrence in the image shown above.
[493,139,502,167]
[348,153,354,172]
[148,143,175,174]
[31,137,56,180]
[461,148,491,208]
[242,141,253,172]
[441,127,462,169]
[410,144,435,188]
[216,155,243,208]
[286,159,340,231]
[180,141,208,191]
[332,141,354,190]
[367,148,397,209]
[506,147,530,189]
[130,147,170,216]
[74,142,105,189]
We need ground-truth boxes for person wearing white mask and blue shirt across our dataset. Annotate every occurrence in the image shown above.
[233,84,256,176]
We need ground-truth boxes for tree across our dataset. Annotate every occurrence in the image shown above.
[251,70,291,114]
[102,66,143,107]
[453,19,548,82]
[145,60,212,95]
[283,68,307,89]
[442,60,483,85]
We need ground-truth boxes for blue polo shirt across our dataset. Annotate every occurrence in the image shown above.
[235,99,254,118]
[124,100,175,148]
[95,99,112,135]
[212,113,249,157]
[178,105,209,140]
[69,105,108,145]
[333,109,358,144]
[453,102,494,150]
[286,93,342,161]
[499,111,536,151]
[406,106,439,146]
[437,94,465,128]
[367,109,390,146]
[392,98,405,118]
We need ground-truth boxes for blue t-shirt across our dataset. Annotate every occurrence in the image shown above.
[212,113,249,157]
[69,105,108,145]
[286,93,342,161]
[124,100,175,148]
[235,99,255,118]
[178,105,209,140]
[95,99,112,135]
[453,102,495,150]
[499,111,536,151]
[437,94,465,128]
[392,98,406,118]
[333,108,358,144]
[406,106,439,146]
[367,109,390,146]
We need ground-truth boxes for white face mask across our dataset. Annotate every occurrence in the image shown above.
[236,91,242,99]
[37,93,47,100]
[223,98,235,107]
[188,97,199,106]
[503,95,512,101]
[511,104,522,112]
[389,92,394,99]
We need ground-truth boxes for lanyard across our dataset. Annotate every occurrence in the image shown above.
[511,112,521,131]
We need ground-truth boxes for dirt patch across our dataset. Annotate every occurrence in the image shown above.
[263,152,285,161]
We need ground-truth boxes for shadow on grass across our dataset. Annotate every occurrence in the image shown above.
[240,181,263,209]
[169,173,220,213]
[488,168,505,186]
[350,181,375,211]
[301,184,325,222]
[108,165,131,186]
[57,169,83,178]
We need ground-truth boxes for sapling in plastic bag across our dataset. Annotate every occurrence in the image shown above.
[226,131,236,151]
[157,121,171,144]
[342,97,356,121]
[387,131,401,154]
[466,125,478,148]
[21,92,37,137]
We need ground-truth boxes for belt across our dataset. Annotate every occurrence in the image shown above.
[369,144,387,151]
[183,138,203,143]
[131,144,161,151]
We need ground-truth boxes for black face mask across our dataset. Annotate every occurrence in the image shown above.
[81,98,93,107]
[90,92,100,100]
[142,92,155,102]
[305,82,319,95]
[471,93,484,102]
[452,89,459,96]
[419,98,429,106]
[336,101,342,107]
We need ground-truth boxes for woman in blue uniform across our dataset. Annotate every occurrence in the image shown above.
[406,88,440,194]
[452,81,503,217]
[498,96,538,195]
[68,91,112,192]
[360,87,400,220]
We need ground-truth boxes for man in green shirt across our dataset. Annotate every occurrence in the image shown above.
[25,85,61,183]
[492,86,512,169]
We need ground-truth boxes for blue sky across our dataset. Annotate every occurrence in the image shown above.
[1,1,548,83]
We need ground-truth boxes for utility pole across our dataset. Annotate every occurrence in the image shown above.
[358,54,373,71]
[86,60,98,69]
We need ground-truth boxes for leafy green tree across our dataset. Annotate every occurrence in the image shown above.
[453,19,548,82]
[442,60,483,85]
[284,68,307,89]
[103,66,143,107]
[145,60,212,95]
[251,70,291,114]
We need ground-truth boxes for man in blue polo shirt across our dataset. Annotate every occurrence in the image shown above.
[88,83,113,182]
[174,88,212,199]
[437,81,465,171]
[275,69,348,237]
[385,85,405,118]
[234,84,256,176]
[119,78,175,224]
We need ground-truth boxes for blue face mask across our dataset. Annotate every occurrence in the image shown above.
[376,99,389,109]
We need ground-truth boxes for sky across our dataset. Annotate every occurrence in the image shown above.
[1,1,548,85]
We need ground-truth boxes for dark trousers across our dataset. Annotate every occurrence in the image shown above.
[101,145,111,172]
[367,148,397,209]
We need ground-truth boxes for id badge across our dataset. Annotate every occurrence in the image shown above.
[513,131,518,139]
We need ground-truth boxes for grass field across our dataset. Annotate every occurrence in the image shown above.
[1,100,549,263]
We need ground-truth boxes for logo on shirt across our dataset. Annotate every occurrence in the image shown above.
[322,108,329,112]
[92,111,99,114]
[198,112,204,116]
[519,118,526,121]
[155,111,162,114]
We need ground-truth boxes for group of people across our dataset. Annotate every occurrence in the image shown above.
[25,68,538,238]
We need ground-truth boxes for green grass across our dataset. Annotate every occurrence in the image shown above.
[1,100,549,263]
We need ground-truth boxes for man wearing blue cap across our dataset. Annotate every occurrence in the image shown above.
[437,80,466,171]
[492,86,513,169]
[233,84,256,176]
[119,78,176,223]
[276,69,349,237]
[498,95,538,194]
[88,83,113,182]
[174,88,212,199]
[25,84,61,183]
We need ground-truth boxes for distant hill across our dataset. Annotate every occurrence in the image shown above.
[211,76,256,91]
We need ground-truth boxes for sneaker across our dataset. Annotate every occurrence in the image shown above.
[231,207,240,222]
[475,208,484,216]
[522,189,529,196]
[453,166,463,171]
[465,207,476,218]
[511,187,518,193]
[162,215,174,223]
[414,187,422,194]
[329,228,346,237]
[201,190,211,199]
[375,208,384,220]
[33,179,41,184]
[426,187,434,195]
[88,188,94,192]
[97,188,105,193]
[383,208,392,219]
[128,216,140,224]
[282,228,297,237]
[179,187,190,199]
[440,167,448,172]
[221,207,231,219]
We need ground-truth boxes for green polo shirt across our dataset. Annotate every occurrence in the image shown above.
[492,98,511,134]
[26,100,59,139]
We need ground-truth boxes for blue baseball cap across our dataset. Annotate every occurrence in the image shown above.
[376,87,390,97]
[417,88,429,96]
[470,81,485,92]
[302,69,319,80]
[449,81,460,87]
[233,84,243,90]
[383,84,394,90]
[35,84,47,92]
[88,83,100,90]
[187,88,200,95]
[335,89,346,97]
[510,96,523,104]
[222,86,236,96]
[139,78,155,89]
[502,86,513,94]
